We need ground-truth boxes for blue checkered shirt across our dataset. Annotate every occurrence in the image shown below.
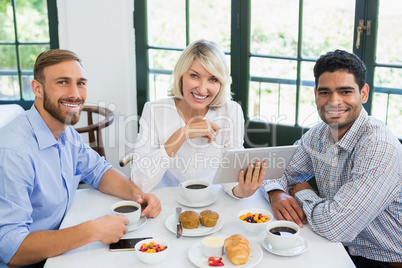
[263,109,402,263]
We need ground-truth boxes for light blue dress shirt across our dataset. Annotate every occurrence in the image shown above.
[0,105,112,267]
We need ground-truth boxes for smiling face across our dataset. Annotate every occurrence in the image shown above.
[314,70,369,141]
[33,60,87,130]
[181,58,221,114]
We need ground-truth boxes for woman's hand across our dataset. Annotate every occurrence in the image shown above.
[184,118,220,143]
[233,161,267,198]
[135,193,162,218]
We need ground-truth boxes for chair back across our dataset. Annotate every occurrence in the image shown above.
[75,105,114,159]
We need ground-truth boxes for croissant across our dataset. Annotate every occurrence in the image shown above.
[224,234,250,265]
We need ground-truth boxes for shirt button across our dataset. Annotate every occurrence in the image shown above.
[62,172,66,177]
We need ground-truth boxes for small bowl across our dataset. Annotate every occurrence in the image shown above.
[237,208,273,234]
[134,238,169,264]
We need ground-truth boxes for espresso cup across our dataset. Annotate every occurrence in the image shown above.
[265,220,302,250]
[180,179,210,203]
[111,200,141,226]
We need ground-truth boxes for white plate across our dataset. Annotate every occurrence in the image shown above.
[188,237,263,268]
[165,211,223,237]
[176,192,217,208]
[262,236,309,256]
[127,217,147,232]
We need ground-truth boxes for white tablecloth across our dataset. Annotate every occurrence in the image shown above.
[44,186,355,268]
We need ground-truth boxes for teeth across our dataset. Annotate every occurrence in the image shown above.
[62,103,79,108]
[327,111,345,114]
[192,93,207,99]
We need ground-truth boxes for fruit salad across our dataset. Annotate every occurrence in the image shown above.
[239,212,269,223]
[138,241,168,253]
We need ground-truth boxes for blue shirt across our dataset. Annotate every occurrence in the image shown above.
[263,109,402,263]
[0,105,112,267]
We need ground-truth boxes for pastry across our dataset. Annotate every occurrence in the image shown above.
[200,210,219,227]
[224,234,250,265]
[179,210,200,229]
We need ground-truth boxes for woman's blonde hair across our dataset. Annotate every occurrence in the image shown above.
[168,39,232,108]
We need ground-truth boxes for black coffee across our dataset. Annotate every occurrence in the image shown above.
[186,184,207,189]
[269,227,297,237]
[114,205,138,213]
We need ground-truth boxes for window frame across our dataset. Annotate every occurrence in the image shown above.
[0,0,59,110]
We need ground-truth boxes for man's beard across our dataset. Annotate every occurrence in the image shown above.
[43,87,84,125]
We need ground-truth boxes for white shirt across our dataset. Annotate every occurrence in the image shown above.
[130,98,244,197]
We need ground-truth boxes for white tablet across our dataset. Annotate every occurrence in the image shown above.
[212,145,298,184]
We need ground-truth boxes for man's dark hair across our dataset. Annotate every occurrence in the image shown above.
[313,49,367,90]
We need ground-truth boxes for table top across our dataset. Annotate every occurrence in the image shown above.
[44,186,355,268]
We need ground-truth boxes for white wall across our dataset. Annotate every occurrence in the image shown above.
[57,0,137,176]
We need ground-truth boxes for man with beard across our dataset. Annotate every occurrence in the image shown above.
[0,49,161,268]
[263,50,402,268]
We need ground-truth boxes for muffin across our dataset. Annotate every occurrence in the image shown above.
[179,210,200,229]
[200,210,219,227]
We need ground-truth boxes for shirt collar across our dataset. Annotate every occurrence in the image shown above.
[27,105,58,150]
[336,108,368,152]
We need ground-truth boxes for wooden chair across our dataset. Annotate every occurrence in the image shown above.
[75,105,114,159]
[119,150,134,167]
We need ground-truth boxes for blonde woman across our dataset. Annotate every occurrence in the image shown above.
[131,39,266,198]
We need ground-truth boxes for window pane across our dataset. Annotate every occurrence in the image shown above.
[21,73,34,100]
[189,0,231,51]
[250,0,299,56]
[249,81,296,125]
[149,49,182,71]
[0,76,20,100]
[374,67,402,89]
[149,73,171,101]
[387,94,402,137]
[0,45,17,70]
[19,44,49,70]
[299,61,319,127]
[148,0,186,48]
[302,0,354,58]
[371,92,388,123]
[376,0,402,64]
[16,0,49,42]
[250,57,297,79]
[0,3,15,42]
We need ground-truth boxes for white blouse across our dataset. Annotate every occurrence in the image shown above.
[130,98,244,198]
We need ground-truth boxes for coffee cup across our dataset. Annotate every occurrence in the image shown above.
[179,179,210,203]
[111,200,141,226]
[265,220,302,250]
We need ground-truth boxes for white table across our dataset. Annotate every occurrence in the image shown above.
[44,186,355,268]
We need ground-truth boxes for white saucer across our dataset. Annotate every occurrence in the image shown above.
[262,237,309,256]
[126,217,147,232]
[176,192,217,208]
[188,237,263,268]
[165,211,223,237]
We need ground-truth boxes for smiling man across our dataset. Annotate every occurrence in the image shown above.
[0,49,161,268]
[263,50,402,268]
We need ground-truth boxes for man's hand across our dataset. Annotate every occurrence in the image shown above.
[269,190,306,227]
[233,161,267,198]
[289,181,315,197]
[90,215,129,244]
[135,193,161,218]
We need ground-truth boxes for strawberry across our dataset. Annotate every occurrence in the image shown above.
[208,257,224,266]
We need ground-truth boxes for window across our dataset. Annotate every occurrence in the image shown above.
[0,0,58,109]
[135,0,402,144]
